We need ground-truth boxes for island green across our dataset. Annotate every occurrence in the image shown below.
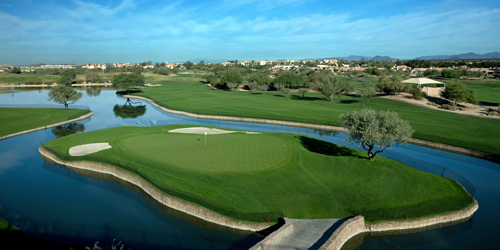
[43,125,473,223]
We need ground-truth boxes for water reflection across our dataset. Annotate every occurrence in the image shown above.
[51,122,85,138]
[85,87,102,97]
[113,98,146,119]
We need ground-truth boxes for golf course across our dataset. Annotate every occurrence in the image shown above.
[0,108,91,137]
[42,124,474,224]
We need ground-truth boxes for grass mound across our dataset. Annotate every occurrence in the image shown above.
[43,125,473,223]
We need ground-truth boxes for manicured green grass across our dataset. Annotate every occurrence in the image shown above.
[0,217,18,231]
[130,76,500,155]
[461,79,500,104]
[43,125,473,223]
[0,108,91,137]
[0,73,60,84]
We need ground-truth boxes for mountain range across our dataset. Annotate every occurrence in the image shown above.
[312,52,500,61]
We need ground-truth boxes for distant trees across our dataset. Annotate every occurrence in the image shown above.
[358,82,377,103]
[248,73,270,86]
[424,69,440,78]
[112,73,145,94]
[58,70,76,86]
[221,69,243,88]
[274,71,306,88]
[364,68,382,76]
[339,108,414,161]
[441,69,460,79]
[184,61,194,69]
[376,76,406,95]
[10,67,21,74]
[48,85,82,109]
[440,82,477,110]
[310,75,354,101]
[155,67,171,75]
[85,71,101,82]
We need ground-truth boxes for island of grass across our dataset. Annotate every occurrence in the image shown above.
[0,108,91,138]
[41,125,474,224]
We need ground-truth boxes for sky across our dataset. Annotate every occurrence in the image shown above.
[1,0,499,65]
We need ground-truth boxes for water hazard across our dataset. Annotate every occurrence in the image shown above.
[0,88,499,249]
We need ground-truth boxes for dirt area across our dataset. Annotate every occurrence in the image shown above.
[379,92,499,119]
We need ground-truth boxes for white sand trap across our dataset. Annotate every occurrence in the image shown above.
[69,143,112,156]
[245,132,261,134]
[169,127,237,135]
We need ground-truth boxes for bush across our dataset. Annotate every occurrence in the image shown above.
[427,102,439,107]
[485,108,499,116]
[458,107,466,111]
[247,81,259,92]
[411,87,427,100]
[441,104,452,110]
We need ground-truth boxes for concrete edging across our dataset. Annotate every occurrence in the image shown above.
[319,200,478,250]
[249,218,293,250]
[0,111,93,141]
[122,94,497,160]
[38,147,270,232]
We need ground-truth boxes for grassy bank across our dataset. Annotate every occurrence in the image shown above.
[129,76,500,155]
[0,108,91,137]
[0,217,18,231]
[43,125,473,223]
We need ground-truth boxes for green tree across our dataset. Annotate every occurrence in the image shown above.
[10,67,21,74]
[248,73,270,86]
[274,71,306,88]
[376,76,406,95]
[131,66,143,74]
[221,69,243,88]
[85,71,101,82]
[440,81,478,110]
[310,75,354,101]
[58,70,76,86]
[339,108,414,161]
[424,69,440,78]
[184,61,194,69]
[105,63,115,70]
[112,73,145,94]
[47,85,83,109]
[358,82,377,103]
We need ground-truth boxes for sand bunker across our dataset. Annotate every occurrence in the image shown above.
[245,132,261,134]
[169,127,237,135]
[69,143,112,156]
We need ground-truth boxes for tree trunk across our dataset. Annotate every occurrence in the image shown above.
[64,102,68,109]
[368,151,375,161]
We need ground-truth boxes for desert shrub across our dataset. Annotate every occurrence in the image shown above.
[226,82,238,91]
[247,81,258,92]
[411,87,427,100]
[441,104,452,110]
[458,107,466,111]
[299,88,308,98]
[256,84,268,94]
[485,108,499,116]
[427,102,438,107]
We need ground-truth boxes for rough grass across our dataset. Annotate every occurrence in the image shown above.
[0,73,60,84]
[129,76,500,155]
[0,108,91,137]
[43,125,473,223]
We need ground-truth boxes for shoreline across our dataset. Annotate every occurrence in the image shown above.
[39,146,478,238]
[0,111,93,141]
[122,94,499,161]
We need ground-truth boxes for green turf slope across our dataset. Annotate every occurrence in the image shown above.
[0,108,91,137]
[43,125,473,223]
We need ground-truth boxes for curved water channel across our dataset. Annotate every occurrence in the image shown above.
[0,88,499,249]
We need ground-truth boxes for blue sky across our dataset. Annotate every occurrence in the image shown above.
[1,0,499,65]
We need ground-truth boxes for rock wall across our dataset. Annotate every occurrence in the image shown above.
[319,216,365,250]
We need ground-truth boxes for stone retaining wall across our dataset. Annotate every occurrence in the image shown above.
[122,94,498,160]
[366,200,478,232]
[319,200,478,250]
[0,111,93,141]
[38,147,270,232]
[319,216,365,250]
[249,218,293,250]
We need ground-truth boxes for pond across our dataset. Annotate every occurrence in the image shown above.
[0,88,499,249]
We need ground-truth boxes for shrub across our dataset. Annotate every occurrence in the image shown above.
[247,81,258,92]
[485,108,499,116]
[441,104,452,110]
[427,102,438,107]
[458,107,466,111]
[256,84,269,95]
[298,88,308,98]
[411,87,427,100]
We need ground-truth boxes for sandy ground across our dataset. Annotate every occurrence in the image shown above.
[169,127,261,135]
[69,143,112,156]
[379,92,500,119]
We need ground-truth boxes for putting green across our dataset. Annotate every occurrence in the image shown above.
[116,132,293,172]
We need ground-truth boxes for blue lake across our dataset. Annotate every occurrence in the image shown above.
[0,88,499,249]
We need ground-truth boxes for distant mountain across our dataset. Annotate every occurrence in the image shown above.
[370,55,396,61]
[415,52,500,60]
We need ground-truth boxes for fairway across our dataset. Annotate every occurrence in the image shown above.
[0,108,91,137]
[43,125,473,223]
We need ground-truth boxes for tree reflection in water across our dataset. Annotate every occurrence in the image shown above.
[86,87,102,97]
[113,98,147,119]
[51,122,85,138]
